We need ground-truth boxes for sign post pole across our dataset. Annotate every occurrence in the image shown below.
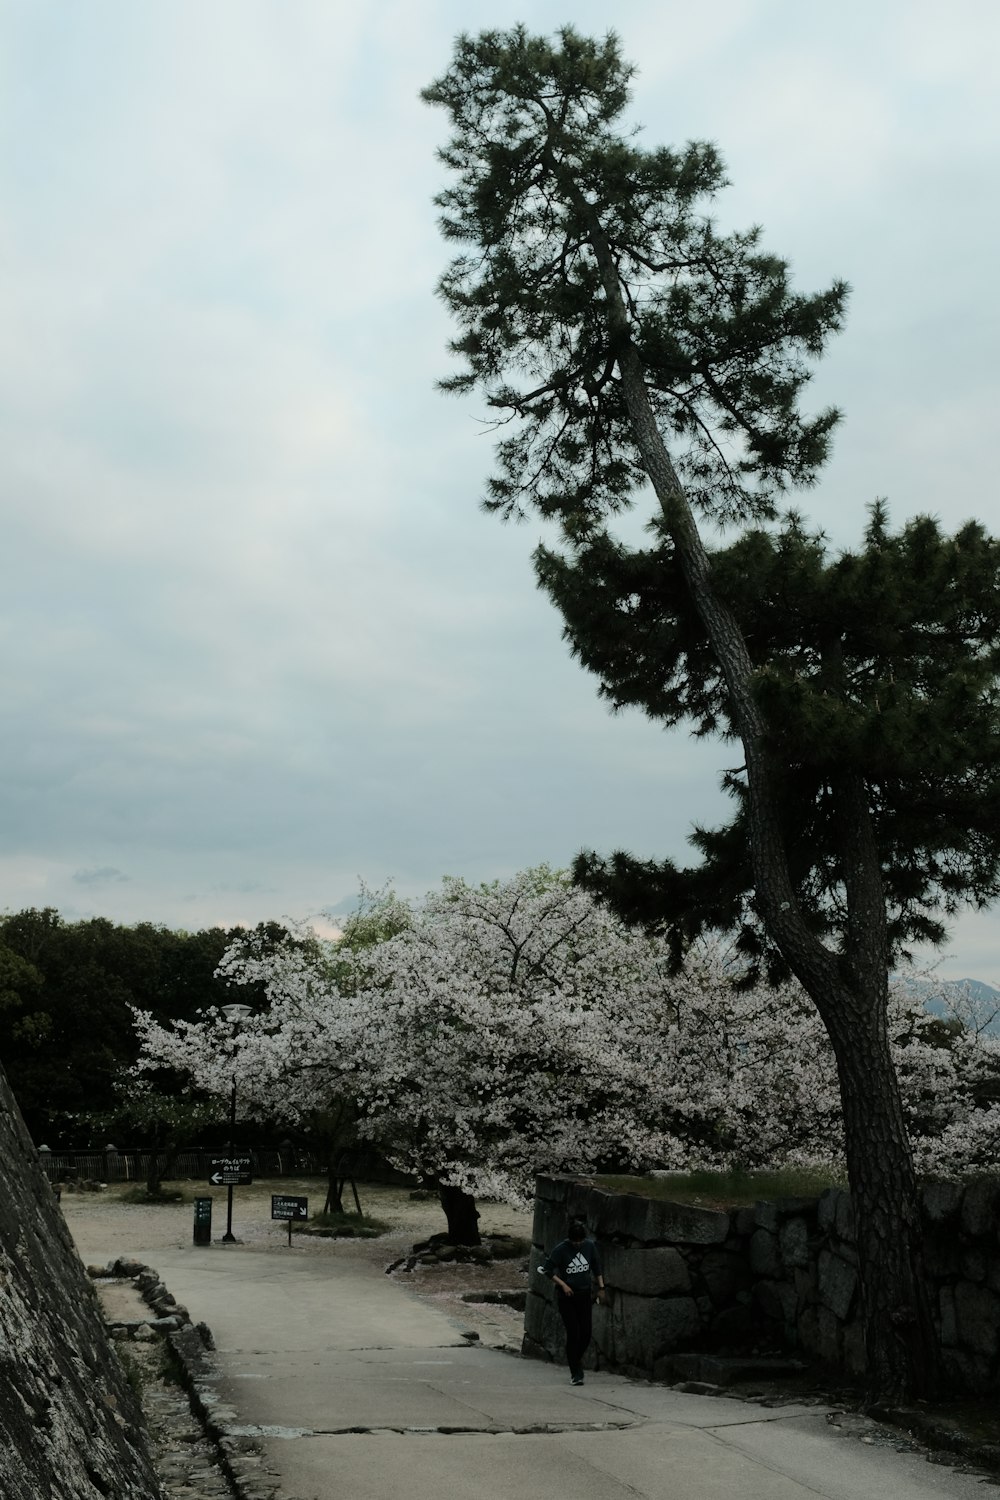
[208,1155,253,1242]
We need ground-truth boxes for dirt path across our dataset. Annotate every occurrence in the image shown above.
[62,1177,534,1349]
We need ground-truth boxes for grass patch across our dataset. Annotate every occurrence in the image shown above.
[292,1209,392,1239]
[591,1167,845,1209]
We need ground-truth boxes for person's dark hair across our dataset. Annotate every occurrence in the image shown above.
[567,1217,588,1243]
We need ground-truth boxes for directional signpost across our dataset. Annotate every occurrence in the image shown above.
[210,1154,253,1241]
[209,1155,253,1187]
[272,1194,309,1247]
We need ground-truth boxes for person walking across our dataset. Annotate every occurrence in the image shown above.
[539,1216,606,1385]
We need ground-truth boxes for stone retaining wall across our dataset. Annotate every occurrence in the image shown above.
[0,1062,162,1500]
[523,1174,1000,1392]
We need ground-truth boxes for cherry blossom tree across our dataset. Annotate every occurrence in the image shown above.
[133,872,680,1241]
[131,873,1000,1246]
[327,871,680,1241]
[657,954,1000,1176]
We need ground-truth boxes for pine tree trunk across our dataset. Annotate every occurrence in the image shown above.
[575,197,941,1399]
[821,985,939,1401]
[438,1185,481,1245]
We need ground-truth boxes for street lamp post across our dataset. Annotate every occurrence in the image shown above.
[219,1003,252,1243]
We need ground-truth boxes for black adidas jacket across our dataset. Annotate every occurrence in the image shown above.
[539,1238,602,1294]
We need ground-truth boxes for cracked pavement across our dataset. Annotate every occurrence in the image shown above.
[78,1236,998,1500]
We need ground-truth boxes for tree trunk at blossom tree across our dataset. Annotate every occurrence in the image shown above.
[323,1169,344,1215]
[144,1124,180,1198]
[438,1184,481,1245]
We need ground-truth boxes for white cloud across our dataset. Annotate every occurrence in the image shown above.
[72,866,129,886]
[0,0,996,978]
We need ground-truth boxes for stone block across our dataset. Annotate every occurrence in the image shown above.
[734,1207,756,1237]
[582,1188,622,1239]
[749,1228,780,1278]
[710,1304,753,1344]
[817,1188,840,1232]
[817,1249,858,1321]
[775,1196,821,1219]
[753,1202,779,1232]
[110,1258,146,1279]
[520,1331,553,1362]
[797,1305,819,1357]
[954,1281,1000,1359]
[587,1190,650,1244]
[590,1296,616,1367]
[921,1178,963,1224]
[529,1198,547,1250]
[942,1347,988,1395]
[962,1248,987,1285]
[643,1197,730,1247]
[753,1279,796,1328]
[533,1198,570,1255]
[923,1231,961,1279]
[841,1318,866,1378]
[590,1297,616,1365]
[601,1243,690,1297]
[535,1175,572,1206]
[779,1216,809,1269]
[834,1192,855,1243]
[793,1265,818,1305]
[814,1306,842,1366]
[961,1178,1000,1238]
[939,1286,957,1348]
[563,1180,591,1221]
[698,1248,749,1307]
[523,1289,564,1363]
[611,1290,701,1369]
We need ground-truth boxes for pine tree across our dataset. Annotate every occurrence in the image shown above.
[424,25,1000,1400]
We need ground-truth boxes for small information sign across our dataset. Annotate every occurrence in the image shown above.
[272,1194,308,1246]
[209,1154,253,1187]
[271,1195,309,1221]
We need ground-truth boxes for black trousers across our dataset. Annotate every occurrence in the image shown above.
[557,1289,592,1375]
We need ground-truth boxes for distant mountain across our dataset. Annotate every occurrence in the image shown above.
[904,976,1000,1035]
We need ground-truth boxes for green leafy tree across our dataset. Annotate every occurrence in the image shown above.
[0,910,284,1141]
[424,25,1000,1400]
[95,1083,221,1198]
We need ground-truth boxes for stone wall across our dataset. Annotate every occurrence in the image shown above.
[523,1174,1000,1392]
[0,1062,162,1500]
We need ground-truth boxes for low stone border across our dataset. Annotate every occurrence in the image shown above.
[870,1401,1000,1478]
[386,1231,531,1275]
[89,1258,281,1500]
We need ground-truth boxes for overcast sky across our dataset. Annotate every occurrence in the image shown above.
[2,0,998,979]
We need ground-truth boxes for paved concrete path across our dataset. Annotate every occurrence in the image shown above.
[85,1235,993,1500]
